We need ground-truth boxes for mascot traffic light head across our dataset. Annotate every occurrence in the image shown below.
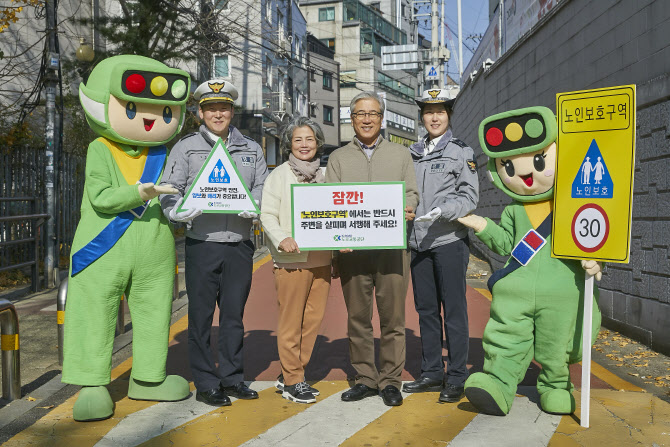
[79,55,191,146]
[479,106,558,203]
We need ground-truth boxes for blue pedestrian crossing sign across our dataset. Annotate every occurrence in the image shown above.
[571,139,613,199]
[425,65,438,81]
[208,160,230,183]
[428,67,437,76]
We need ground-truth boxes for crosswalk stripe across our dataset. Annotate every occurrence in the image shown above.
[341,390,478,446]
[94,382,275,446]
[450,386,561,446]
[240,385,394,447]
[137,381,348,446]
[474,287,492,301]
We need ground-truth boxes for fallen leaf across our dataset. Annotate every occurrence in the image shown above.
[26,396,36,401]
[628,373,639,377]
[38,405,54,409]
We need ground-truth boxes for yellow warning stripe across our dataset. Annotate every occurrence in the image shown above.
[57,310,65,325]
[341,392,478,447]
[582,360,644,392]
[139,381,348,446]
[1,333,19,350]
[474,287,492,301]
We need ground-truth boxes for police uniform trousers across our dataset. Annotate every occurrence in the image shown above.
[338,248,410,390]
[410,237,470,386]
[185,237,254,391]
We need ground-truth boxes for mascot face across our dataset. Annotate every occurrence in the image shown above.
[479,106,558,203]
[79,55,190,147]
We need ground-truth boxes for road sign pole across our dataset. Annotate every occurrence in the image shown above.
[580,273,594,428]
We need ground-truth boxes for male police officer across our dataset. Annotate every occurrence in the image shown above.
[160,80,268,406]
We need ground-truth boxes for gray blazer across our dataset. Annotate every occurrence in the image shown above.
[160,125,269,242]
[408,130,479,251]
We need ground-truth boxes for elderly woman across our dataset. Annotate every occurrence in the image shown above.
[402,89,479,403]
[260,116,332,404]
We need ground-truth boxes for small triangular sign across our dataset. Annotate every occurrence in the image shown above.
[428,67,437,76]
[179,138,259,214]
[571,139,613,199]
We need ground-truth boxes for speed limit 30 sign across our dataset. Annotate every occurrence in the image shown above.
[570,204,610,252]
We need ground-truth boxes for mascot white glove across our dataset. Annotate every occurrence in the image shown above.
[138,182,178,201]
[457,214,488,233]
[581,260,603,281]
[415,207,442,223]
[169,197,202,223]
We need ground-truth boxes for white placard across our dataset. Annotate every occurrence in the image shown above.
[291,182,406,250]
[179,139,259,214]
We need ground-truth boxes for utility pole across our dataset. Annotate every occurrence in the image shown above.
[458,0,463,77]
[430,0,439,88]
[44,0,59,288]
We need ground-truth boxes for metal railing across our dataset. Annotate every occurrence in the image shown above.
[57,250,181,365]
[0,298,21,400]
[0,197,49,292]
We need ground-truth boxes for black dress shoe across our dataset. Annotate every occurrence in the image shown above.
[196,388,231,407]
[402,377,443,393]
[222,382,259,400]
[341,383,379,402]
[380,385,403,406]
[439,383,465,403]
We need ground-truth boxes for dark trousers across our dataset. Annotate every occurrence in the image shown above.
[185,237,254,391]
[410,238,470,386]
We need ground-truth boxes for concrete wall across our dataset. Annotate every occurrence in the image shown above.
[451,0,670,355]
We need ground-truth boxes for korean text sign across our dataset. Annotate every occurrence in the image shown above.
[553,85,636,263]
[291,182,406,250]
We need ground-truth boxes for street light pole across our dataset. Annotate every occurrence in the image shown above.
[44,0,59,288]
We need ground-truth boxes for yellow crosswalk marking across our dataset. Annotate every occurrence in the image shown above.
[474,287,492,301]
[138,381,348,446]
[341,392,478,446]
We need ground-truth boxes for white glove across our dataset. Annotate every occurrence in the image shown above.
[581,260,603,281]
[238,210,258,219]
[139,183,178,201]
[415,207,442,223]
[457,214,488,233]
[169,197,202,222]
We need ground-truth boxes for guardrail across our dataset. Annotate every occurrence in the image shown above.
[57,249,181,365]
[0,197,50,293]
[0,298,21,400]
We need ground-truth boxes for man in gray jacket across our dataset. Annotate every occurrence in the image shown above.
[402,88,479,403]
[160,80,268,406]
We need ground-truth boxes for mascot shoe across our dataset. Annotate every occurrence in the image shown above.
[73,386,114,422]
[540,388,576,415]
[127,375,190,401]
[464,373,510,416]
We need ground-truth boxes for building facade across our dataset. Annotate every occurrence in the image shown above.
[299,0,419,146]
[307,34,341,153]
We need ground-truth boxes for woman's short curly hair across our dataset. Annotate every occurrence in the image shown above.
[279,116,326,159]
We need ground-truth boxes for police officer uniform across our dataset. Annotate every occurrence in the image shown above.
[160,80,268,405]
[403,89,479,402]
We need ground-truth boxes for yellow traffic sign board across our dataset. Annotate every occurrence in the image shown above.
[552,85,636,263]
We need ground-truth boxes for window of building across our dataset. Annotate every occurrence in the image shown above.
[323,105,334,124]
[310,68,316,81]
[214,0,229,9]
[213,54,230,78]
[310,103,317,117]
[265,56,273,87]
[318,6,335,21]
[322,71,333,90]
[370,2,381,12]
[319,38,335,52]
[265,0,272,22]
[340,70,356,88]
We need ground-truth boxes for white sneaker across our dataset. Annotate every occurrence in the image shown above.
[276,374,320,395]
[282,381,316,404]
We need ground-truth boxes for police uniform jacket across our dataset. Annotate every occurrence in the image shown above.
[408,129,479,251]
[160,124,269,242]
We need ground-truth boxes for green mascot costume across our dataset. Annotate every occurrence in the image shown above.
[62,55,191,421]
[457,107,603,416]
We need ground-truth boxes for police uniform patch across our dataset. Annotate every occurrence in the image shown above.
[241,156,255,167]
[430,162,446,173]
[467,159,477,173]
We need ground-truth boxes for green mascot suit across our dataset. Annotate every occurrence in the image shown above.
[457,107,603,416]
[62,55,191,421]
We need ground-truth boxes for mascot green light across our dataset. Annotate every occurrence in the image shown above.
[63,55,191,422]
[457,106,603,416]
